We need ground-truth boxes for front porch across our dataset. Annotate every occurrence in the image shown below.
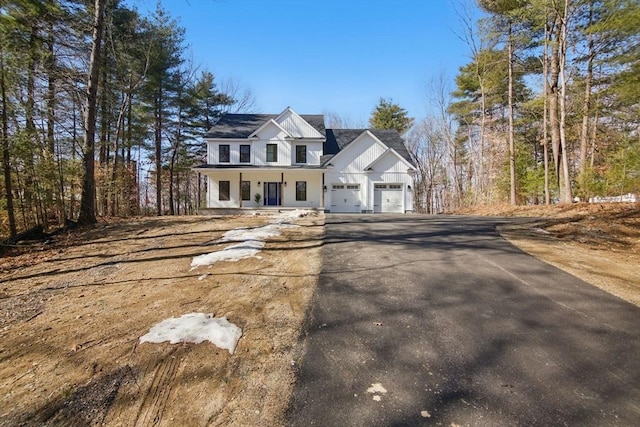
[198,169,326,210]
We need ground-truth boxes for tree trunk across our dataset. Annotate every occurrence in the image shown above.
[508,22,516,205]
[154,87,163,216]
[579,3,594,177]
[78,0,107,225]
[98,56,110,216]
[24,27,39,226]
[169,151,176,215]
[45,28,60,224]
[549,15,562,190]
[0,45,17,238]
[543,17,551,205]
[558,0,573,203]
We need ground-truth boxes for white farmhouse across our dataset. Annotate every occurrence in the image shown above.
[194,107,416,213]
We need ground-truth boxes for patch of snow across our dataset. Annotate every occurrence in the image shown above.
[192,211,310,268]
[219,223,296,243]
[191,240,264,268]
[532,227,551,235]
[270,209,312,223]
[139,313,242,354]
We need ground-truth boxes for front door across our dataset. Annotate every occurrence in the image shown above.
[264,182,281,206]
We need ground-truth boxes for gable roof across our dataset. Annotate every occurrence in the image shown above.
[324,129,414,166]
[363,147,417,172]
[275,107,326,138]
[248,118,292,139]
[205,113,326,139]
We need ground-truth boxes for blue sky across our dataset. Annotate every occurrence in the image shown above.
[130,0,480,125]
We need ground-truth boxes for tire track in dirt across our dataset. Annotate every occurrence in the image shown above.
[134,348,180,427]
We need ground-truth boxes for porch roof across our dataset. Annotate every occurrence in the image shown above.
[193,164,326,171]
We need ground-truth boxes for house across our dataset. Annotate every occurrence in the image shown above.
[194,107,416,213]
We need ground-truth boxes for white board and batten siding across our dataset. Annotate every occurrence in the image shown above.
[328,133,387,173]
[324,132,414,213]
[276,110,324,139]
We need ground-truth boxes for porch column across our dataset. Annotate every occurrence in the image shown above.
[281,172,285,206]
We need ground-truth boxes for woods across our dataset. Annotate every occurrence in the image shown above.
[0,0,247,237]
[1,0,638,235]
[407,0,639,213]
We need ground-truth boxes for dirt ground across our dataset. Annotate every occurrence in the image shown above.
[1,203,638,426]
[455,202,640,307]
[0,212,323,426]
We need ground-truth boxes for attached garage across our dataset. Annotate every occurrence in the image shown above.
[373,183,404,213]
[330,184,361,213]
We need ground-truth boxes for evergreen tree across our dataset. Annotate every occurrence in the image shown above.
[369,98,414,135]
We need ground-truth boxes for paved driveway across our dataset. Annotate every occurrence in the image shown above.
[288,215,640,426]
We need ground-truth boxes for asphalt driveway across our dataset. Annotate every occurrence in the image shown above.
[288,215,640,426]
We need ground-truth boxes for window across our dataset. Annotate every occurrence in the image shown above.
[296,181,307,201]
[219,145,230,163]
[219,181,230,201]
[240,145,251,163]
[266,144,277,162]
[241,181,250,201]
[295,145,307,163]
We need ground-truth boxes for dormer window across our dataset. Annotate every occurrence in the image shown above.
[296,145,307,163]
[219,145,230,163]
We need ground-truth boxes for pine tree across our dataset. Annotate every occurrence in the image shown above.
[369,98,414,135]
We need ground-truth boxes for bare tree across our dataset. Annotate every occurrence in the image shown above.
[323,111,367,129]
[220,78,257,114]
[406,118,447,213]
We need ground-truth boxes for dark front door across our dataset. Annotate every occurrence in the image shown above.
[265,182,280,206]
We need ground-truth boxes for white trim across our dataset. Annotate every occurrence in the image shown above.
[274,107,325,139]
[325,130,387,166]
[248,119,292,139]
[363,148,417,172]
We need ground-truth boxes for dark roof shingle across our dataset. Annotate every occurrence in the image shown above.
[205,113,325,138]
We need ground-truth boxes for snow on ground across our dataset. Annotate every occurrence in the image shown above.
[140,313,242,354]
[191,240,265,268]
[191,210,314,268]
[269,209,311,223]
[217,223,293,243]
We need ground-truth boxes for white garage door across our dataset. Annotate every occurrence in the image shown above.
[330,184,361,213]
[374,184,404,213]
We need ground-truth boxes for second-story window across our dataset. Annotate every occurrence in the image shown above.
[219,144,230,163]
[296,145,307,163]
[266,144,277,162]
[240,145,251,163]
